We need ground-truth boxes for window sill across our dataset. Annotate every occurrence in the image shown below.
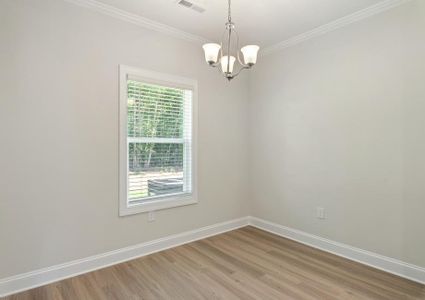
[119,193,197,216]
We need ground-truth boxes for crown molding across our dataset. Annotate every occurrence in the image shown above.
[261,0,412,56]
[63,0,209,44]
[63,0,410,56]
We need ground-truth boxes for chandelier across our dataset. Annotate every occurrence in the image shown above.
[202,0,260,81]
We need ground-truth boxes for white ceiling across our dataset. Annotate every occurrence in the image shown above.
[94,0,385,48]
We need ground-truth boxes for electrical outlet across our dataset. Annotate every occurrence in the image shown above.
[148,211,155,222]
[316,207,325,219]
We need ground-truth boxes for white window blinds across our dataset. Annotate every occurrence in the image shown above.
[126,79,193,205]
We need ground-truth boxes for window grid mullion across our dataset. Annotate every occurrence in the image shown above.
[127,137,184,144]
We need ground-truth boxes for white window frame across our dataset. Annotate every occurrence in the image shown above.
[119,65,198,216]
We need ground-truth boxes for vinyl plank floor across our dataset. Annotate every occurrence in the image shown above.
[3,226,425,300]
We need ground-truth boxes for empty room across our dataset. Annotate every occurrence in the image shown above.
[1,0,425,299]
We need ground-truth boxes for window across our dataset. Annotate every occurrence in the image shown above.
[119,65,197,216]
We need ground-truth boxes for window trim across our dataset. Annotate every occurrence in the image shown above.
[119,65,198,216]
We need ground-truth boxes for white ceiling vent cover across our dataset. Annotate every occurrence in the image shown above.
[176,0,206,13]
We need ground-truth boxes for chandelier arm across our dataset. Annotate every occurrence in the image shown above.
[220,26,228,58]
[231,65,251,79]
[217,60,224,73]
[209,61,221,68]
[237,52,249,68]
[211,40,224,69]
[235,30,243,66]
[233,28,249,68]
[216,46,225,75]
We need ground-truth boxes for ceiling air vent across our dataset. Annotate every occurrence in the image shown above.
[176,0,206,13]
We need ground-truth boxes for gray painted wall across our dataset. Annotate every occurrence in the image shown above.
[0,0,250,278]
[1,0,424,281]
[248,0,425,268]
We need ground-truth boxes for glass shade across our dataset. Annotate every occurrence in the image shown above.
[241,45,260,65]
[202,43,221,64]
[220,56,236,73]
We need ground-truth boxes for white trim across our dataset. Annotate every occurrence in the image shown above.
[122,193,197,216]
[63,0,411,56]
[0,217,250,297]
[261,0,412,56]
[119,65,198,216]
[122,65,198,90]
[249,216,425,285]
[63,0,209,44]
[127,137,184,144]
[2,216,425,297]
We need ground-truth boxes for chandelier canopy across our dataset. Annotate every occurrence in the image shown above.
[202,0,260,81]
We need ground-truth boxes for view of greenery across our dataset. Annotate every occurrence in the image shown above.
[127,80,185,173]
[127,80,186,200]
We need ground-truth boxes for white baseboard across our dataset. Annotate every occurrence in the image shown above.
[0,217,250,297]
[2,216,424,297]
[249,216,425,285]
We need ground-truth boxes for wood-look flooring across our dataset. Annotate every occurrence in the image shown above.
[3,226,425,300]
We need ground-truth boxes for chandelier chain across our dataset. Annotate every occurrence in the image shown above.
[228,0,231,23]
